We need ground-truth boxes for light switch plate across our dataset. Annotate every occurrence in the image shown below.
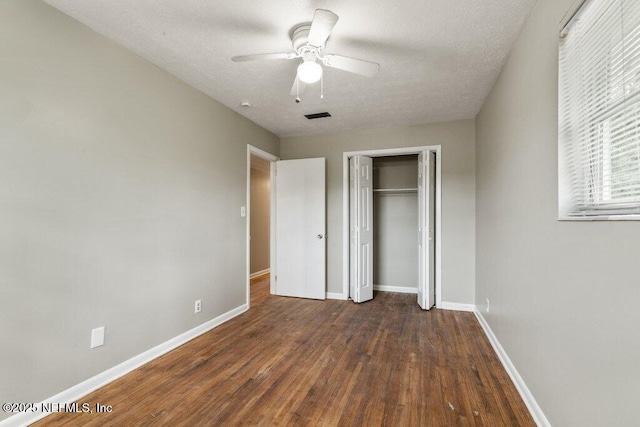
[91,326,105,349]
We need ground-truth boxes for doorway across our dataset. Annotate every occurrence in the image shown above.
[249,156,271,279]
[248,148,327,305]
[246,145,278,308]
[342,145,442,308]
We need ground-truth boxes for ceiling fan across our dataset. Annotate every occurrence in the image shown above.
[231,9,380,102]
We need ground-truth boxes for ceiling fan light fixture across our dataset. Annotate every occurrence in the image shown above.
[297,60,323,84]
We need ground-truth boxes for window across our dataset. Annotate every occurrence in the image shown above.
[559,0,640,218]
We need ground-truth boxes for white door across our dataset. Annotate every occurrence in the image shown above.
[418,151,436,310]
[274,158,326,300]
[349,155,374,303]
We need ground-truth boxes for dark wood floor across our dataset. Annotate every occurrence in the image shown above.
[37,277,533,426]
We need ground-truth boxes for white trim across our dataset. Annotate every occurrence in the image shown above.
[270,161,276,295]
[558,214,640,221]
[247,145,279,309]
[342,155,349,301]
[326,292,348,300]
[249,268,270,279]
[0,304,248,427]
[440,301,475,312]
[435,149,442,308]
[373,285,418,294]
[474,309,551,427]
[342,145,443,307]
[559,0,587,31]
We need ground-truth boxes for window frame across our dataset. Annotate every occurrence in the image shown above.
[558,0,640,221]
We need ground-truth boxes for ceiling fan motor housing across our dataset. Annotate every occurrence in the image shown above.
[291,24,321,54]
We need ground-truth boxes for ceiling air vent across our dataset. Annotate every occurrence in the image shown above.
[304,112,332,120]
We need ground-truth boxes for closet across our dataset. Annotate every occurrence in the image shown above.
[373,155,419,293]
[349,151,435,310]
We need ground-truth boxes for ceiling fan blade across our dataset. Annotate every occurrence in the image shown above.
[231,52,299,62]
[322,54,380,77]
[307,9,339,47]
[290,75,307,96]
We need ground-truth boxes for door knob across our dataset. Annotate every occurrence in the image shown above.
[317,234,324,239]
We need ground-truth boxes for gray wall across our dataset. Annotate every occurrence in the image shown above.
[250,167,270,274]
[0,0,278,416]
[281,120,476,303]
[475,0,640,425]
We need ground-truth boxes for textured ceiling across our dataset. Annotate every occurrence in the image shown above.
[43,0,537,137]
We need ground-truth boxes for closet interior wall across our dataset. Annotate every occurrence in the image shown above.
[372,155,419,292]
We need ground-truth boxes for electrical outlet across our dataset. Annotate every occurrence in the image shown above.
[485,298,490,314]
[194,299,202,313]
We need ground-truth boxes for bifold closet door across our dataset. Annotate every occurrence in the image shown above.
[274,158,326,300]
[417,151,436,310]
[349,155,373,303]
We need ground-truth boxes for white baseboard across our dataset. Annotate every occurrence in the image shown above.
[249,268,270,279]
[0,304,248,427]
[440,301,475,312]
[474,309,550,427]
[326,292,348,300]
[373,285,418,294]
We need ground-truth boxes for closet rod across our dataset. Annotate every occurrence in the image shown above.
[372,188,418,193]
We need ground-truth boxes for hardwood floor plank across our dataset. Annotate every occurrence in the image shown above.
[36,278,534,426]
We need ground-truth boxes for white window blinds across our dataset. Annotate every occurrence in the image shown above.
[559,0,640,216]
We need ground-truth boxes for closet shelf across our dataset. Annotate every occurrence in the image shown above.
[373,188,418,193]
